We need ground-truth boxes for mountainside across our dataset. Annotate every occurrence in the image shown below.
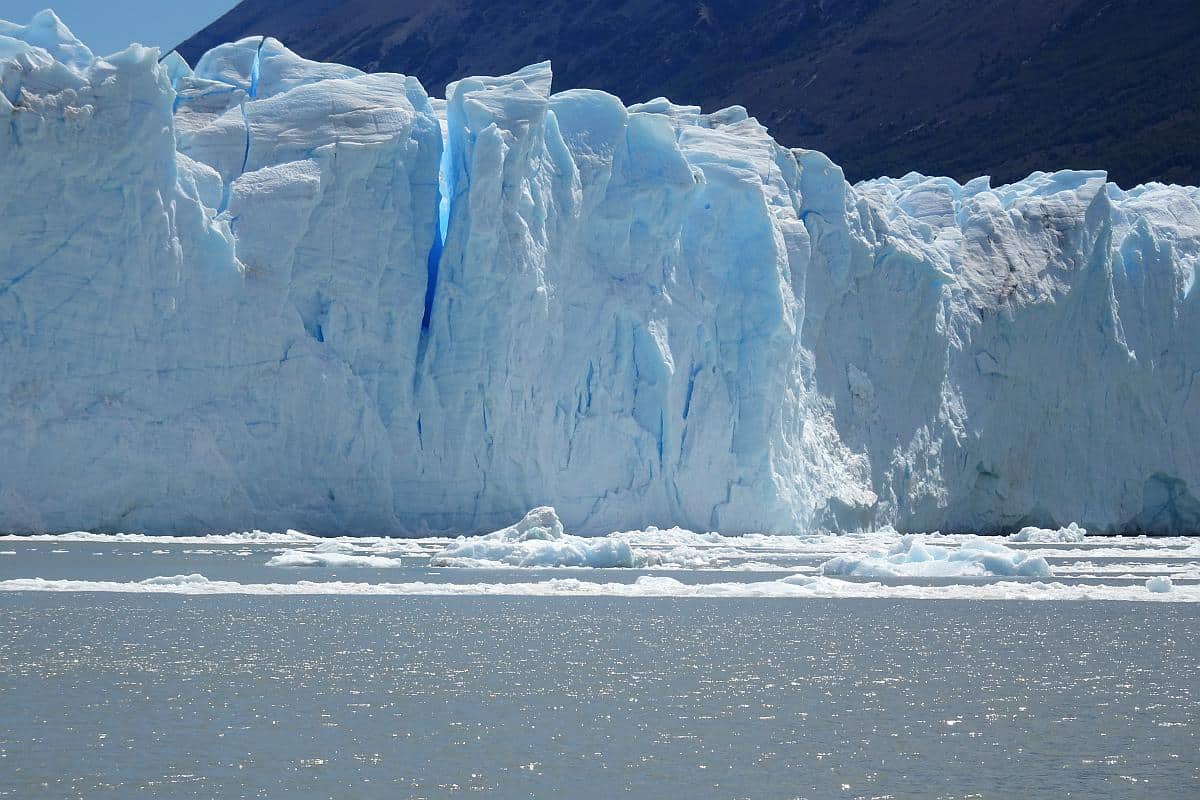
[3,13,1199,535]
[176,0,1200,187]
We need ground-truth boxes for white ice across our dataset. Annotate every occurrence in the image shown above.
[1145,576,1174,593]
[1,572,1197,602]
[1008,523,1088,543]
[2,13,1199,537]
[266,543,404,568]
[819,535,1052,578]
[431,507,639,568]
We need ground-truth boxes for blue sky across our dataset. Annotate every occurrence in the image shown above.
[3,1,239,55]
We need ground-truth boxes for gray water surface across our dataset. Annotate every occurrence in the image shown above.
[1,594,1196,799]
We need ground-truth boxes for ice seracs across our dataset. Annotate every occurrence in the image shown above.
[1,11,1198,536]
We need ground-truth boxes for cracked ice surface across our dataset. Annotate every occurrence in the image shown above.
[1,12,1199,536]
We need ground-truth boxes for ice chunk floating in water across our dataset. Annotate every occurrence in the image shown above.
[820,536,1052,578]
[1146,576,1174,593]
[2,12,1200,536]
[431,508,639,568]
[266,546,404,568]
[3,527,1198,601]
[2,571,1199,602]
[1008,524,1087,543]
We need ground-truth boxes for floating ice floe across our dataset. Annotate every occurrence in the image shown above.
[266,551,404,568]
[431,507,639,568]
[1008,523,1087,543]
[1146,576,1174,593]
[428,508,768,569]
[635,545,720,569]
[1054,562,1200,580]
[138,573,211,586]
[819,535,1052,578]
[2,573,1198,602]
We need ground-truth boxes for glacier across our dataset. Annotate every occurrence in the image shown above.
[1,11,1198,537]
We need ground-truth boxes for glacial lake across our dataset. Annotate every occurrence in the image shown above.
[1,533,1198,798]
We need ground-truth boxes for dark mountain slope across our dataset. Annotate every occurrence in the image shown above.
[177,0,1200,186]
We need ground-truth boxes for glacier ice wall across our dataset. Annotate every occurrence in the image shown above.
[1,12,1198,535]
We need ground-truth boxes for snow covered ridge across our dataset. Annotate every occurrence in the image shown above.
[1,11,1199,537]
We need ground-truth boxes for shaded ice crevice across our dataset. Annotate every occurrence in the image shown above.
[233,38,267,183]
[419,127,450,337]
[415,84,453,388]
[247,36,265,99]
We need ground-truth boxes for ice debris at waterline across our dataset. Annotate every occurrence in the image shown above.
[6,527,1200,598]
[2,11,1199,537]
[819,535,1052,578]
[432,507,636,568]
[430,506,716,568]
[1008,523,1088,543]
[1,572,1198,602]
[266,541,404,568]
[430,507,1056,572]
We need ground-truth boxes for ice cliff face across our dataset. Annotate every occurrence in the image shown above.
[1,12,1198,535]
